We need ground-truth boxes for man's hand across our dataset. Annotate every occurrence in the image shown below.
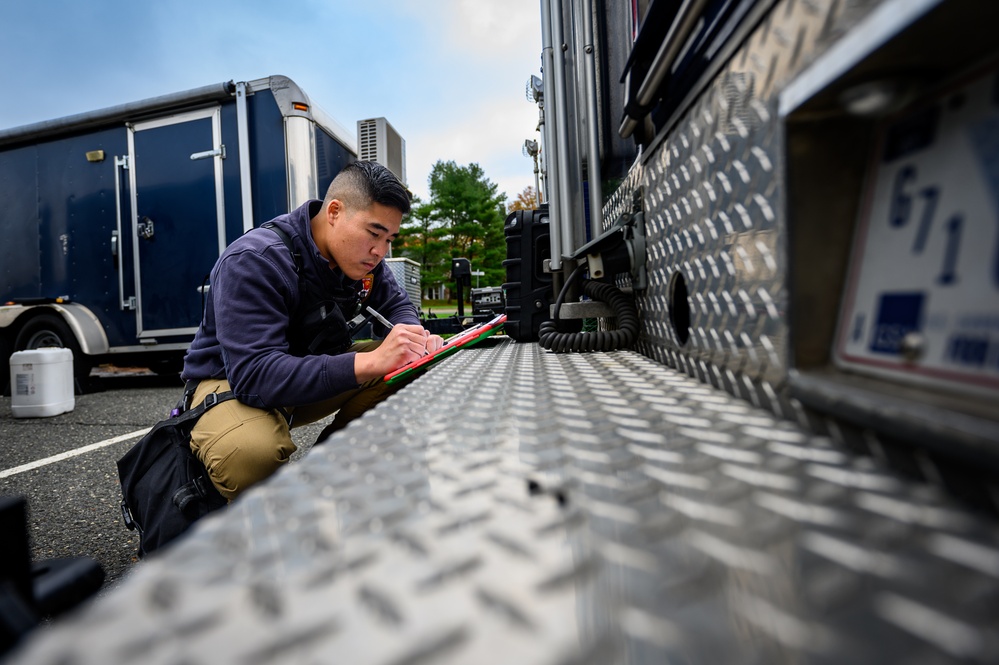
[424,333,444,354]
[354,325,438,383]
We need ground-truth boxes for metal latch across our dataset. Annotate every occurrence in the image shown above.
[137,216,155,240]
[190,145,226,160]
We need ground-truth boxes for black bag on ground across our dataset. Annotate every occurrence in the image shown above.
[117,391,233,557]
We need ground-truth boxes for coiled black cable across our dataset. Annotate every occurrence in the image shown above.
[538,268,639,353]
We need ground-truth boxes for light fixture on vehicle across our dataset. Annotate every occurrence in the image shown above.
[838,78,920,117]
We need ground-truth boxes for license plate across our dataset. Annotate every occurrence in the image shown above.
[834,65,999,398]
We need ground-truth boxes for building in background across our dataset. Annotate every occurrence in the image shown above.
[357,117,406,186]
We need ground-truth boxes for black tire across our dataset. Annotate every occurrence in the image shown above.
[149,356,184,377]
[0,333,10,396]
[14,314,92,388]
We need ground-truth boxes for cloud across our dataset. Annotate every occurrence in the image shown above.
[378,0,542,202]
[404,95,541,202]
[444,0,542,57]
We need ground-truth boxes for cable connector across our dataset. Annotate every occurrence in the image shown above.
[569,211,646,290]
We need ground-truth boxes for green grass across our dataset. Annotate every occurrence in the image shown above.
[420,299,466,319]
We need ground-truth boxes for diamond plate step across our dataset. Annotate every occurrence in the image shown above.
[8,341,998,664]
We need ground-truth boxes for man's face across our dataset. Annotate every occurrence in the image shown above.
[324,200,402,280]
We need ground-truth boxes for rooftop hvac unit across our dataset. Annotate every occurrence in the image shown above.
[384,257,421,309]
[357,117,407,186]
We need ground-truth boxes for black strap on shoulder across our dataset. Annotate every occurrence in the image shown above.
[261,222,302,274]
[259,221,360,358]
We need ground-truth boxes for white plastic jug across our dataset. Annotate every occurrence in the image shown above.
[10,347,75,418]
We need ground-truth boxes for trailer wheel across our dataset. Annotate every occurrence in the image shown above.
[14,314,92,389]
[0,333,10,396]
[149,356,184,377]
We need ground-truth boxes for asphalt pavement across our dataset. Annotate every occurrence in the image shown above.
[0,367,332,599]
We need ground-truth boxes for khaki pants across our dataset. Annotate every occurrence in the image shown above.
[188,341,398,501]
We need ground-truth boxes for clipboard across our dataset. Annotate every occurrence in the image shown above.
[384,313,507,385]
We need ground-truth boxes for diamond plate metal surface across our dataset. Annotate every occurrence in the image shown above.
[608,0,881,401]
[9,341,999,664]
[9,2,998,663]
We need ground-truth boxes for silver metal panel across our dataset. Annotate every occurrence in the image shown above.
[46,303,109,356]
[285,115,318,209]
[607,0,878,408]
[9,341,998,663]
[0,303,109,356]
[235,81,255,233]
[113,155,131,310]
[257,74,358,154]
[604,0,999,476]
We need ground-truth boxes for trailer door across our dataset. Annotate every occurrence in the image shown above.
[127,107,226,339]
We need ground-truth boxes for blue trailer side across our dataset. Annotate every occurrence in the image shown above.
[0,75,360,389]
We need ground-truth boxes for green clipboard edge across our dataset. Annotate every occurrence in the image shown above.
[384,316,506,385]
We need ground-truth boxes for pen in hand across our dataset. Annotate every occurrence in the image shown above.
[365,305,393,330]
[367,305,430,356]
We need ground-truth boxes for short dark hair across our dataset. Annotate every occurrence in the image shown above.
[323,160,411,215]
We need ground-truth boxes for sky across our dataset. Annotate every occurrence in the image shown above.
[0,0,544,205]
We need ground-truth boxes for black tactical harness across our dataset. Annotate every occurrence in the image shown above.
[261,222,370,357]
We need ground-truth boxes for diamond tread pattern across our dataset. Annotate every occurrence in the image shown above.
[9,342,999,664]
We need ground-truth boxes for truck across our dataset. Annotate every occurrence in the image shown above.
[531,0,999,505]
[5,1,999,663]
[0,75,385,389]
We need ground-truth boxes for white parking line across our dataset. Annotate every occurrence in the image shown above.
[0,429,150,480]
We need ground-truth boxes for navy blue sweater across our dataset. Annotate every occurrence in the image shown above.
[182,200,418,408]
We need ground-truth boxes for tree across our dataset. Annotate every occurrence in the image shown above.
[507,186,539,213]
[395,161,507,301]
[394,195,449,296]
